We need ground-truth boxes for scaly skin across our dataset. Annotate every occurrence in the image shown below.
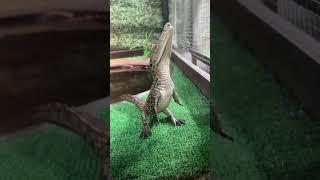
[30,102,107,156]
[30,102,107,179]
[120,23,185,138]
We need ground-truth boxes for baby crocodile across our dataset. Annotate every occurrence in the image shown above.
[120,23,185,138]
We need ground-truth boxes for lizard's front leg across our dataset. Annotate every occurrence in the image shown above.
[140,110,152,139]
[163,108,185,126]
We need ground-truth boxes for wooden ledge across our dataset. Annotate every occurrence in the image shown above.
[172,48,210,98]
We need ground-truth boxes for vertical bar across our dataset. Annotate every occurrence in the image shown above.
[293,0,299,29]
[309,0,314,37]
[162,0,169,26]
[317,0,320,40]
[308,0,313,36]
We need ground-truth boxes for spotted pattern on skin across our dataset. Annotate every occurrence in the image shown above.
[146,23,174,115]
[122,23,179,137]
[150,23,172,78]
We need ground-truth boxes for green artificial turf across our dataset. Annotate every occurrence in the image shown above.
[110,66,210,179]
[0,125,104,180]
[211,18,320,180]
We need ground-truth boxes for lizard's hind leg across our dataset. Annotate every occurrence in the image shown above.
[140,111,152,139]
[163,108,185,126]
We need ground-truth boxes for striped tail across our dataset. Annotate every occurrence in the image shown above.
[119,94,145,111]
[30,102,106,156]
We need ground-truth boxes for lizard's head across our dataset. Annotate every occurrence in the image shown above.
[163,22,174,32]
[150,22,174,66]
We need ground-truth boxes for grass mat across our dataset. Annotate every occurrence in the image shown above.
[211,18,320,180]
[110,66,210,179]
[0,125,103,180]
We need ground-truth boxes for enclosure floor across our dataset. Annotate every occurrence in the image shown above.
[0,124,104,180]
[211,18,320,180]
[110,66,210,179]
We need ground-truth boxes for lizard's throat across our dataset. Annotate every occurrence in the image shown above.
[155,32,172,66]
[155,63,171,79]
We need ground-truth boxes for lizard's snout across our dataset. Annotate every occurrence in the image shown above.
[164,22,173,30]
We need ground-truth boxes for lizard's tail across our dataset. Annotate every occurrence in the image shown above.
[30,102,106,156]
[119,94,144,111]
[26,102,107,180]
[212,107,234,142]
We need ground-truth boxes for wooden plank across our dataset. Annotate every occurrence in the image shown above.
[172,48,210,98]
[0,0,106,18]
[190,49,210,66]
[238,0,320,64]
[110,60,152,103]
[0,22,106,38]
[215,0,320,120]
[110,57,149,66]
[0,30,107,134]
[110,49,144,59]
[0,10,107,38]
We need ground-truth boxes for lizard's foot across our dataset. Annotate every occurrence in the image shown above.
[151,117,160,127]
[140,124,152,139]
[163,109,185,127]
[171,118,185,126]
[152,120,160,127]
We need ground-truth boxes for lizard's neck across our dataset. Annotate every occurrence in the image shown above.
[154,42,171,79]
[150,24,173,82]
[155,61,171,80]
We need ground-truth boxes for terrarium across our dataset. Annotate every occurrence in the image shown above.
[212,0,320,179]
[110,0,211,179]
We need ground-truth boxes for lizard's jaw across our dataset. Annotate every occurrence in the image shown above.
[156,28,173,65]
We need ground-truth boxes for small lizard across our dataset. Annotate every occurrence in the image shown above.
[120,22,185,138]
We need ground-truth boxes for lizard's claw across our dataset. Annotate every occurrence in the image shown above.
[152,119,161,127]
[151,115,160,127]
[172,119,185,126]
[173,99,183,106]
[140,125,152,139]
